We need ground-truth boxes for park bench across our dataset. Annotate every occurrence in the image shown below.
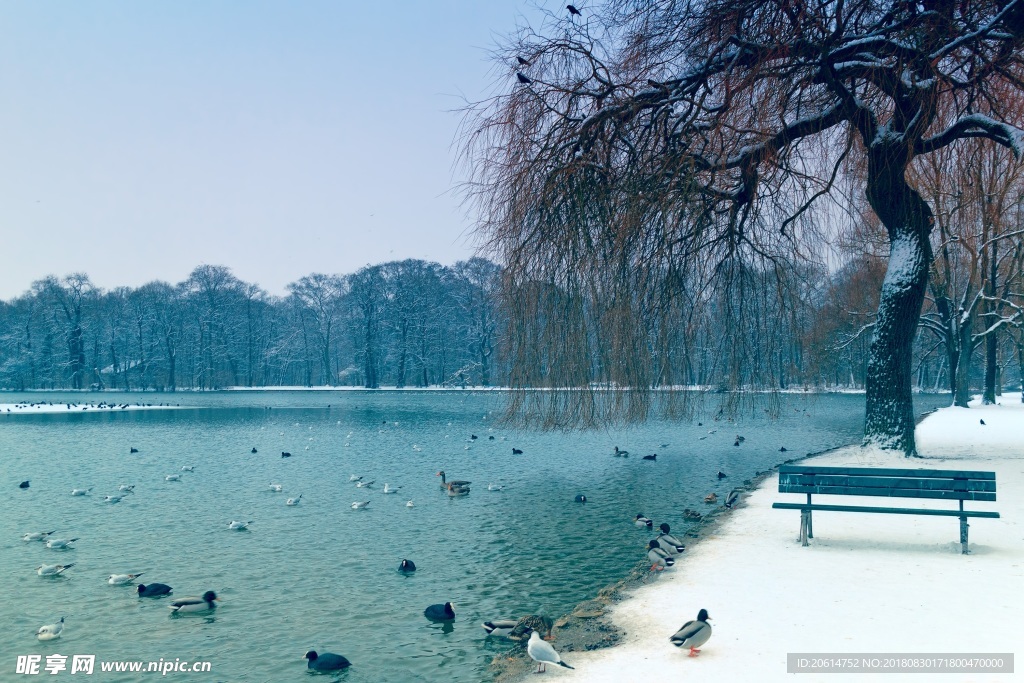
[772,465,999,554]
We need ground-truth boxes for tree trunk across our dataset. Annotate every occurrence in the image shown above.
[983,237,998,404]
[954,326,973,407]
[863,151,934,456]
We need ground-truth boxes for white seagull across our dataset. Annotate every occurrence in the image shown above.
[37,563,74,576]
[487,483,505,491]
[104,494,127,503]
[36,617,65,641]
[22,531,56,542]
[108,572,145,585]
[71,487,93,496]
[180,465,195,472]
[351,501,370,509]
[268,483,283,492]
[165,474,181,482]
[349,475,363,482]
[527,629,574,673]
[406,500,414,507]
[286,494,302,506]
[355,480,374,488]
[382,483,400,494]
[118,484,135,492]
[45,537,78,549]
[227,520,252,530]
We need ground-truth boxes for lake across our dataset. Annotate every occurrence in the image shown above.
[0,390,951,681]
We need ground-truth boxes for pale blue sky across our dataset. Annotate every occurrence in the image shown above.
[0,1,545,300]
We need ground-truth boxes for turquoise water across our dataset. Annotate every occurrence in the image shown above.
[0,391,950,681]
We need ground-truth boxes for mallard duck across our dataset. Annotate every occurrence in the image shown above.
[137,582,172,597]
[482,619,518,637]
[36,617,64,641]
[683,509,703,521]
[725,488,741,509]
[613,446,629,457]
[304,650,351,671]
[670,608,712,656]
[648,540,675,570]
[704,493,718,504]
[656,523,686,554]
[169,590,218,613]
[527,629,574,672]
[436,471,470,489]
[424,601,456,621]
[634,514,654,528]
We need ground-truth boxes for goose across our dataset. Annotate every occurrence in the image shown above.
[424,601,456,621]
[351,501,370,509]
[634,514,654,528]
[613,446,629,457]
[36,617,65,641]
[22,530,56,542]
[398,559,416,573]
[487,483,505,491]
[169,590,218,613]
[657,524,686,553]
[482,619,518,637]
[527,629,574,672]
[137,583,173,597]
[45,537,78,549]
[268,483,283,492]
[108,572,144,585]
[725,488,741,509]
[165,474,181,482]
[304,650,351,671]
[648,540,675,570]
[227,520,252,530]
[71,487,93,496]
[37,563,74,576]
[382,483,400,494]
[355,480,374,488]
[286,495,302,506]
[704,493,718,504]
[436,471,470,489]
[446,483,470,496]
[670,608,712,656]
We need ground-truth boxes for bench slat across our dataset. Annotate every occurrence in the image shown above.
[777,485,997,501]
[771,502,1001,518]
[778,465,996,480]
[779,474,996,492]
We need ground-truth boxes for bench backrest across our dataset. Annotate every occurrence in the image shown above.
[778,465,997,501]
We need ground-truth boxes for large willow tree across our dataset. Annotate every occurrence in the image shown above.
[463,0,1024,455]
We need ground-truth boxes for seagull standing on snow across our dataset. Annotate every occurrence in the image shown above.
[36,617,65,641]
[670,608,712,656]
[527,629,574,672]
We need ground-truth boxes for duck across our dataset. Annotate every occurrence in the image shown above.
[725,488,741,509]
[71,487,93,496]
[169,590,218,613]
[251,447,258,453]
[634,514,654,528]
[527,629,574,673]
[37,563,74,577]
[648,539,675,570]
[398,559,416,573]
[512,448,524,455]
[424,601,456,621]
[130,447,139,453]
[351,501,370,509]
[779,446,788,452]
[268,483,283,492]
[683,508,703,521]
[22,530,56,542]
[227,520,252,530]
[137,583,173,597]
[704,493,718,504]
[281,451,292,458]
[36,617,65,641]
[613,446,629,457]
[108,572,144,585]
[487,483,505,491]
[436,471,470,489]
[642,453,657,460]
[286,495,302,506]
[574,494,587,503]
[382,483,400,494]
[45,537,78,549]
[482,619,518,637]
[670,608,712,656]
[656,524,686,554]
[304,650,351,671]
[446,483,470,496]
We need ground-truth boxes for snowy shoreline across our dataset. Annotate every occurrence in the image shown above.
[0,401,183,414]
[503,396,1023,681]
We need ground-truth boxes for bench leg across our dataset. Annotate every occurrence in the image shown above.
[960,516,969,555]
[799,509,810,547]
[807,510,813,539]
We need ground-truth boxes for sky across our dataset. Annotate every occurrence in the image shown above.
[0,1,548,301]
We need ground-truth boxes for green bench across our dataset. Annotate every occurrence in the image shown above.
[772,465,999,554]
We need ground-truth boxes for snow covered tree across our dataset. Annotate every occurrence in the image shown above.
[463,0,1024,454]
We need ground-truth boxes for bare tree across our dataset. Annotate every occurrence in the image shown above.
[463,0,1024,454]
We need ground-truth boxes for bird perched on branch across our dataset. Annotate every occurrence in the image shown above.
[566,4,582,16]
[516,72,532,84]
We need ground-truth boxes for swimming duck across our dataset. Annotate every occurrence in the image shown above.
[71,487,93,496]
[717,471,727,479]
[725,488,741,509]
[613,446,629,457]
[304,650,351,671]
[36,617,65,641]
[169,590,218,613]
[642,453,657,460]
[424,601,456,621]
[683,509,703,521]
[527,629,574,673]
[648,540,675,570]
[286,495,302,506]
[22,530,56,542]
[281,452,292,458]
[704,493,718,504]
[512,448,524,454]
[45,537,78,549]
[251,447,258,453]
[20,480,30,488]
[351,501,370,509]
[670,608,712,656]
[634,514,654,528]
[37,563,74,576]
[398,559,416,573]
[482,619,518,637]
[436,471,470,489]
[227,520,252,530]
[137,583,173,597]
[108,572,144,585]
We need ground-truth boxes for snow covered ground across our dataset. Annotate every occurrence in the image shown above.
[0,401,181,414]
[540,396,1023,682]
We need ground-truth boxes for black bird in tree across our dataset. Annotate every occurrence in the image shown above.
[566,4,581,16]
[516,72,532,85]
[517,56,531,66]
